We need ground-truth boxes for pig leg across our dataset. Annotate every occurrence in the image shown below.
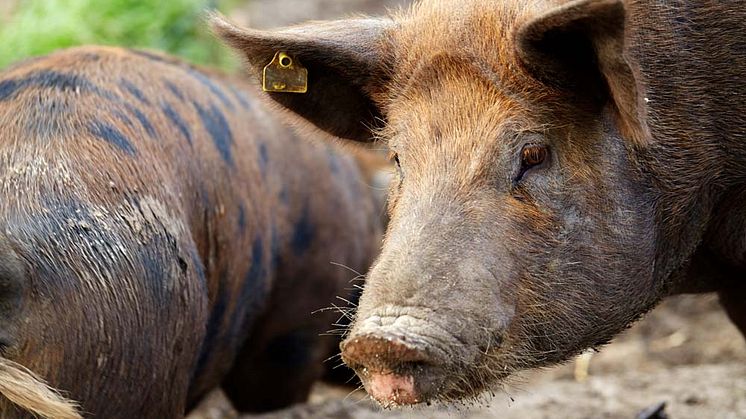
[221,270,346,413]
[221,316,331,412]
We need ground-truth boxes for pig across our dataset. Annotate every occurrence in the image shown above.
[212,0,746,408]
[0,46,381,418]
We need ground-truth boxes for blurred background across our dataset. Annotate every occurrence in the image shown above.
[0,0,410,70]
[1,1,745,418]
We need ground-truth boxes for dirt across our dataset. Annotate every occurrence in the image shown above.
[188,2,746,418]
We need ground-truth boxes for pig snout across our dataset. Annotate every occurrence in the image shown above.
[341,312,471,406]
[342,336,427,406]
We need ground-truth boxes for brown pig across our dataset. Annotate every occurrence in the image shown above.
[0,46,382,417]
[213,0,745,407]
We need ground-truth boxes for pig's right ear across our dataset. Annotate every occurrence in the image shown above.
[514,0,650,147]
[210,13,392,143]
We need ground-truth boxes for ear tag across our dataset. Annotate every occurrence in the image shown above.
[262,51,308,93]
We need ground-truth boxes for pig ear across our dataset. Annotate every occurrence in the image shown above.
[209,13,392,143]
[515,0,650,146]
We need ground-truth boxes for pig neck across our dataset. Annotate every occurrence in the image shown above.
[626,1,746,293]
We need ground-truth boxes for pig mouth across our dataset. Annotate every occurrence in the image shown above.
[341,310,502,407]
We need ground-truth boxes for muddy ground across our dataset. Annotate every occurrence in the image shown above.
[187,2,746,418]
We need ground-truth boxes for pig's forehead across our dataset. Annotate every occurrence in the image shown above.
[388,0,543,63]
[392,52,507,96]
[384,1,550,109]
[383,54,536,140]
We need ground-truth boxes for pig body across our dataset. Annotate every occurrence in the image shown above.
[0,46,381,417]
[214,0,745,407]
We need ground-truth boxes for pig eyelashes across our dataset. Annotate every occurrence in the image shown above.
[515,144,550,183]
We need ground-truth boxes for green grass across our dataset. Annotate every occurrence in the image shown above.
[0,0,240,70]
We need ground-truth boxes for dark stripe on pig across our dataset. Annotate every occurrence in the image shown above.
[0,79,18,101]
[327,150,341,174]
[129,49,233,110]
[128,49,168,64]
[23,197,184,302]
[0,70,108,101]
[140,234,181,301]
[0,71,157,142]
[119,79,150,105]
[291,206,315,255]
[125,104,157,138]
[125,196,193,300]
[15,199,123,294]
[278,186,289,205]
[270,225,281,269]
[194,101,234,166]
[165,81,186,101]
[22,97,72,137]
[88,121,136,155]
[185,68,234,111]
[237,204,246,231]
[230,87,251,110]
[194,272,230,376]
[162,102,192,144]
[228,237,269,338]
[258,143,269,176]
[188,247,207,285]
[112,109,134,128]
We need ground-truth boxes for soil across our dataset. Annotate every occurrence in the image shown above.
[189,2,746,418]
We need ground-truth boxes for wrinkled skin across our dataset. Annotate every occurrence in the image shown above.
[214,0,746,407]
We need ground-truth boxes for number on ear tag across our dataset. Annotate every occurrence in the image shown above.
[262,51,308,93]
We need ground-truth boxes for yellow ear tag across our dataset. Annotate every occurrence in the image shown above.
[262,51,308,94]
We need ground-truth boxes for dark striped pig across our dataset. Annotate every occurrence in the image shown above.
[213,0,745,408]
[0,46,381,418]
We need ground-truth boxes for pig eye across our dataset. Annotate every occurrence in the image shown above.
[515,144,549,182]
[522,144,548,167]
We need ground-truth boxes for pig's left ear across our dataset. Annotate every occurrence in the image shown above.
[210,13,391,143]
[515,0,650,146]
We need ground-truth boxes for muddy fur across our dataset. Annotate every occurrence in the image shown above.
[0,47,382,417]
[215,0,745,407]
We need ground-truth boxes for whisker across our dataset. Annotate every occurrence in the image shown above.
[323,353,342,363]
[329,261,363,277]
[335,295,357,307]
